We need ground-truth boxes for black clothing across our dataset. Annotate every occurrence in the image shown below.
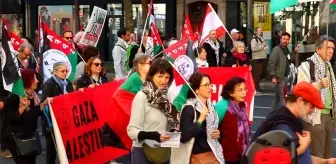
[180,105,212,155]
[41,77,73,164]
[223,52,250,67]
[252,106,304,142]
[203,40,225,67]
[3,93,42,164]
[41,77,74,102]
[138,131,161,142]
[76,74,108,89]
[272,35,281,48]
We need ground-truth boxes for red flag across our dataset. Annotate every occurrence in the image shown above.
[43,23,75,55]
[164,39,190,85]
[181,15,196,41]
[149,19,163,45]
[332,0,336,3]
[2,18,23,51]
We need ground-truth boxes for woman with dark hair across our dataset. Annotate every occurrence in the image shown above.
[127,59,179,164]
[75,45,99,81]
[42,62,74,164]
[76,56,108,89]
[3,69,49,164]
[176,72,224,164]
[195,46,209,68]
[215,77,250,164]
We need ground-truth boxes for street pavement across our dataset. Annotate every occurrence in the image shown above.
[0,82,335,164]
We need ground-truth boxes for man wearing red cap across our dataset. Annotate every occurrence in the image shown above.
[252,82,336,164]
[297,35,335,158]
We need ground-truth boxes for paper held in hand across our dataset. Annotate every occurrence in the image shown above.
[160,132,182,148]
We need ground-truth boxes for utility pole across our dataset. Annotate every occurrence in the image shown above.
[247,0,253,42]
[74,0,79,33]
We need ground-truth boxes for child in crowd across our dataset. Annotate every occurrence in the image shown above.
[196,46,209,68]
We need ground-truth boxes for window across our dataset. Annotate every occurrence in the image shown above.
[132,3,166,37]
[78,5,90,31]
[38,5,73,35]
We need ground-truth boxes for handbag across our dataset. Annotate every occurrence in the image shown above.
[13,131,42,157]
[143,143,171,164]
[170,105,197,164]
[191,151,219,164]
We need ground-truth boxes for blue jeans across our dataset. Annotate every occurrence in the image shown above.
[131,147,170,164]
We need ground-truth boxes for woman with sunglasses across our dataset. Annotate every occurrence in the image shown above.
[174,72,224,164]
[77,56,108,89]
[41,62,74,164]
[215,77,250,164]
[3,69,50,164]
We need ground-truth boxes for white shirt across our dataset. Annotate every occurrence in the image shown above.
[196,58,209,68]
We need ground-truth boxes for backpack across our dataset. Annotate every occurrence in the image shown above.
[243,130,297,164]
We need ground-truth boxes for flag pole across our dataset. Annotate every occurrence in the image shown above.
[167,60,207,108]
[139,12,150,50]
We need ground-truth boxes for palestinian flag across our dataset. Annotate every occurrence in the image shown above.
[165,39,197,111]
[148,0,163,56]
[107,72,142,151]
[1,19,25,97]
[41,23,77,82]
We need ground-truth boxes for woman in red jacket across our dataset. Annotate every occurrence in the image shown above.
[217,77,251,164]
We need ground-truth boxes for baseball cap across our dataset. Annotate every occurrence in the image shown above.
[292,81,324,109]
[230,28,239,35]
[254,147,291,164]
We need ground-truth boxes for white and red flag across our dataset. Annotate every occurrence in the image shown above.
[200,3,229,44]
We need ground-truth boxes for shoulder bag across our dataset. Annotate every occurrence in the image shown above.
[13,131,42,157]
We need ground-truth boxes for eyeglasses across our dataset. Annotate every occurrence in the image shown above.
[200,83,212,88]
[234,88,248,92]
[93,63,104,67]
[58,70,69,73]
[65,37,73,40]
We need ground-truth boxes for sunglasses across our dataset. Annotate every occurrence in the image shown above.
[93,63,104,67]
[65,37,73,40]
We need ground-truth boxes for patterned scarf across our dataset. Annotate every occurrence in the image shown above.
[232,52,248,63]
[185,98,225,164]
[307,53,336,121]
[205,38,220,65]
[25,91,40,106]
[142,81,180,130]
[227,100,250,154]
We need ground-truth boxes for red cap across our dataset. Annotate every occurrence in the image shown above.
[292,81,324,109]
[254,147,291,164]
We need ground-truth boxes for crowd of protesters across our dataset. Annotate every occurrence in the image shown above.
[0,25,336,164]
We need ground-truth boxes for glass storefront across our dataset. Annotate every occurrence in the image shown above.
[107,3,123,61]
[38,5,74,35]
[78,5,91,31]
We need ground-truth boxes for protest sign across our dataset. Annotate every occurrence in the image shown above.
[79,6,107,46]
[49,80,128,164]
[199,67,255,121]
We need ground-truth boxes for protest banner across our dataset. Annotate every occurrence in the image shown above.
[49,80,128,164]
[79,6,107,46]
[199,67,255,121]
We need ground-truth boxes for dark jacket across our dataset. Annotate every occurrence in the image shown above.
[180,105,212,155]
[223,52,250,67]
[3,93,42,138]
[267,45,295,81]
[203,40,225,67]
[76,74,108,89]
[41,77,74,132]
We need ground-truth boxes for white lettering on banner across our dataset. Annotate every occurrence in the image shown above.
[10,38,20,47]
[211,84,223,105]
[55,39,61,45]
[47,35,54,42]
